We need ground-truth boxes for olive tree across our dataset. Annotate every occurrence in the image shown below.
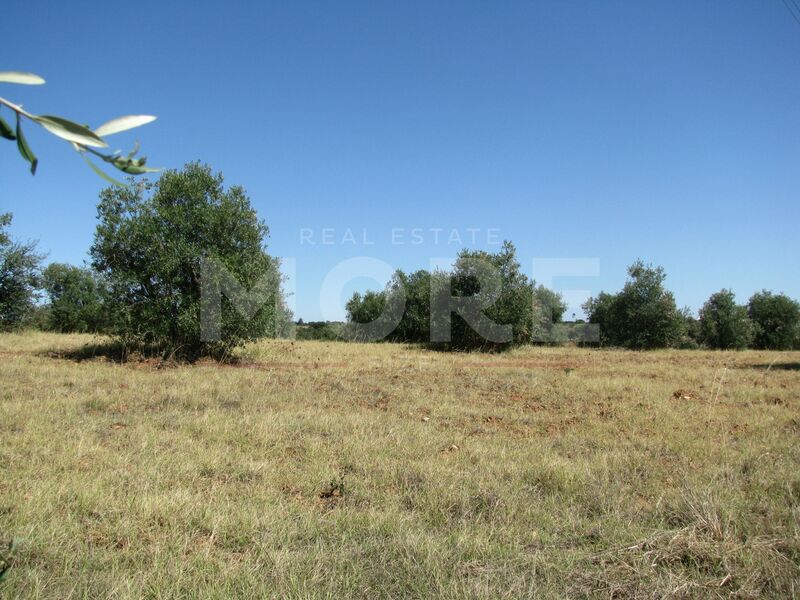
[0,214,43,331]
[583,261,685,349]
[698,289,753,349]
[346,242,566,350]
[747,291,800,350]
[90,162,288,358]
[41,263,108,333]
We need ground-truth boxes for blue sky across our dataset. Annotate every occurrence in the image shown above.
[3,1,799,321]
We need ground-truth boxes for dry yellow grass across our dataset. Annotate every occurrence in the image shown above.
[1,331,799,598]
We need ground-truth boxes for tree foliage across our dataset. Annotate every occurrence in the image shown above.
[41,263,107,333]
[295,321,344,341]
[90,162,288,358]
[747,291,800,350]
[698,289,754,350]
[448,242,541,348]
[0,214,42,331]
[583,261,685,349]
[345,291,387,331]
[346,242,566,349]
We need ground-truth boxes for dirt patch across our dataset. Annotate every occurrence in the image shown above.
[672,389,700,401]
[463,360,584,370]
[197,358,348,371]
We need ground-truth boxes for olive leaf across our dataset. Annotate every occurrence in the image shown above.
[81,154,127,186]
[15,114,37,175]
[0,115,15,140]
[0,71,45,85]
[35,115,107,147]
[95,115,156,137]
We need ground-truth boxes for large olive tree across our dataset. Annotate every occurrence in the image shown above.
[91,162,290,358]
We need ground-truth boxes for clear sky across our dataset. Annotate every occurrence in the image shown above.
[3,1,799,321]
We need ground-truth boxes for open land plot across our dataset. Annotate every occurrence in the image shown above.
[1,332,799,598]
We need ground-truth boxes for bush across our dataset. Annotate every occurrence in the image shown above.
[0,214,42,331]
[90,162,288,358]
[698,289,753,349]
[747,291,800,350]
[583,261,685,349]
[41,263,107,333]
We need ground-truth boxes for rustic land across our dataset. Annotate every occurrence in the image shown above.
[1,332,799,598]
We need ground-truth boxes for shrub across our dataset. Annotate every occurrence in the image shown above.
[747,291,800,350]
[90,162,287,358]
[698,289,754,349]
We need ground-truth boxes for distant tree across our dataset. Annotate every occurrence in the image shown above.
[446,242,537,348]
[682,310,701,343]
[0,213,9,247]
[534,284,568,326]
[675,307,701,349]
[531,283,568,343]
[90,162,286,358]
[389,269,432,342]
[26,304,52,331]
[345,242,566,349]
[0,214,43,331]
[345,290,388,341]
[41,263,107,333]
[747,291,800,350]
[582,291,617,346]
[583,261,685,349]
[698,289,754,349]
[296,321,344,341]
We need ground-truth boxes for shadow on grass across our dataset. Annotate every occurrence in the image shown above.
[37,341,205,367]
[38,341,249,368]
[744,362,800,372]
[38,340,131,364]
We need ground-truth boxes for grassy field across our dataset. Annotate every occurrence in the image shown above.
[1,332,799,598]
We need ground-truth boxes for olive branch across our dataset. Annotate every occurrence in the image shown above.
[0,70,158,186]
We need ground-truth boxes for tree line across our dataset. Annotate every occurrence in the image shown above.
[582,262,799,350]
[1,162,798,355]
[345,247,800,351]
